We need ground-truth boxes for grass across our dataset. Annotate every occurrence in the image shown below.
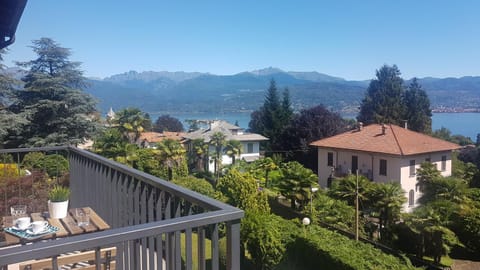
[180,232,212,270]
[422,255,453,267]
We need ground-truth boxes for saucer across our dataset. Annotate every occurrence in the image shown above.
[11,225,31,231]
[26,227,49,235]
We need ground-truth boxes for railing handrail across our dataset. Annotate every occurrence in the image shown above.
[0,146,238,212]
[0,209,243,265]
[68,146,237,211]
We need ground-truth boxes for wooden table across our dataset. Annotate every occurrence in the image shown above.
[0,207,110,247]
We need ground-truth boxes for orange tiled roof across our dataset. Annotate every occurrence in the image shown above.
[310,124,460,156]
[139,131,186,143]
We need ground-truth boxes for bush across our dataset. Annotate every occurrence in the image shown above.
[286,225,418,270]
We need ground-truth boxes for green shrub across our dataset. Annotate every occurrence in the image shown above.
[286,225,418,270]
[48,185,70,202]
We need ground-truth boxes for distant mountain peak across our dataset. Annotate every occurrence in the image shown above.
[249,67,285,76]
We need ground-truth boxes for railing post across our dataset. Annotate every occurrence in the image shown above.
[226,219,241,270]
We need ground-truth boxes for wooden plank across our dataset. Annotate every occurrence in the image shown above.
[60,215,84,235]
[85,207,110,230]
[68,208,97,233]
[47,217,69,237]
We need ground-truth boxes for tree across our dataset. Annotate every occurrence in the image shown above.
[368,182,406,240]
[248,79,292,152]
[279,104,349,168]
[4,38,98,147]
[209,132,226,178]
[404,78,432,133]
[416,161,441,193]
[153,114,184,132]
[277,161,318,209]
[224,139,242,165]
[156,138,187,181]
[188,138,209,172]
[92,128,127,159]
[328,174,373,207]
[357,65,406,126]
[255,157,278,188]
[113,107,151,144]
[217,169,270,213]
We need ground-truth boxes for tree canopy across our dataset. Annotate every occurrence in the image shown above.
[153,114,184,133]
[1,38,98,147]
[357,65,432,133]
[248,79,293,152]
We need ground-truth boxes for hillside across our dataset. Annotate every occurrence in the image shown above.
[5,67,480,115]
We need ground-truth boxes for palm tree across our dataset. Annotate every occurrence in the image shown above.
[328,174,372,207]
[114,108,151,144]
[209,132,226,178]
[190,138,208,172]
[369,182,406,239]
[277,161,318,209]
[256,157,277,188]
[156,139,186,181]
[224,140,242,166]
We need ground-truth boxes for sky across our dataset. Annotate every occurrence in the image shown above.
[3,1,480,80]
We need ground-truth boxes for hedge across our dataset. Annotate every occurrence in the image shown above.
[286,225,418,270]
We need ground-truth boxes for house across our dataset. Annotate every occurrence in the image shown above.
[310,123,460,211]
[183,120,268,172]
[138,131,186,148]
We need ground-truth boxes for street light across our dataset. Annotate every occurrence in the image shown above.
[310,187,319,217]
[302,217,311,237]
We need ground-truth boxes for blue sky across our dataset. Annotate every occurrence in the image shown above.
[3,1,480,80]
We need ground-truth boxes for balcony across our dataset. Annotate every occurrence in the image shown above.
[0,146,243,270]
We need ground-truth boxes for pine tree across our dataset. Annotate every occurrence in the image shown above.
[405,78,432,133]
[357,65,406,126]
[5,38,98,147]
[248,79,293,152]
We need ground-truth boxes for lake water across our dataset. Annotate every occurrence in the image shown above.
[151,112,480,140]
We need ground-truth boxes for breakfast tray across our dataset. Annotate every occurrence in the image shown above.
[5,224,60,240]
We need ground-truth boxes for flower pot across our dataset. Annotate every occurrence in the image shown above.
[48,200,69,219]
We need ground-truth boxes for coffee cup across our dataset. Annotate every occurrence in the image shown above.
[31,221,49,234]
[15,217,31,230]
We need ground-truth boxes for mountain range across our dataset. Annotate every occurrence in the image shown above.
[6,67,480,116]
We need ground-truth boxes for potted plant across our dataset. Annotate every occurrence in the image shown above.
[48,185,70,218]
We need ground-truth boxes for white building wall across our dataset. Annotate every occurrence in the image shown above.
[206,141,262,172]
[316,148,454,212]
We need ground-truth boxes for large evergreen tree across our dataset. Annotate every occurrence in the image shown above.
[405,78,432,133]
[248,79,292,152]
[357,65,406,126]
[3,38,97,147]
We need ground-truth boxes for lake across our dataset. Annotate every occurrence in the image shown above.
[151,112,480,140]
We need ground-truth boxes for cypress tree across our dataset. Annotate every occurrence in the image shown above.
[405,78,432,133]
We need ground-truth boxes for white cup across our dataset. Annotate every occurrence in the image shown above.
[31,221,49,234]
[15,217,31,230]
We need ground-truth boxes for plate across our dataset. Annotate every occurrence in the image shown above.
[26,227,49,235]
[11,225,31,231]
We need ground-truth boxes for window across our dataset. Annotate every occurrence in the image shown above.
[351,156,358,174]
[409,190,415,206]
[247,143,254,153]
[327,152,333,167]
[409,160,415,176]
[425,158,431,162]
[379,159,387,176]
[441,155,447,171]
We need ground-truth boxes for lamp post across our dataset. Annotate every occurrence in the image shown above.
[310,187,319,218]
[302,217,311,237]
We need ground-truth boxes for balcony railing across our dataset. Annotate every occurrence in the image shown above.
[0,146,243,270]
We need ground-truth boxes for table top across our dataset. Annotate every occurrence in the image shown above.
[0,207,110,247]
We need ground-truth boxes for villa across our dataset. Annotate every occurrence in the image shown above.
[310,123,460,211]
[183,120,268,172]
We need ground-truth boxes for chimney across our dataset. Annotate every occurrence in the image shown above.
[358,122,363,131]
[404,120,408,129]
[382,124,386,135]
